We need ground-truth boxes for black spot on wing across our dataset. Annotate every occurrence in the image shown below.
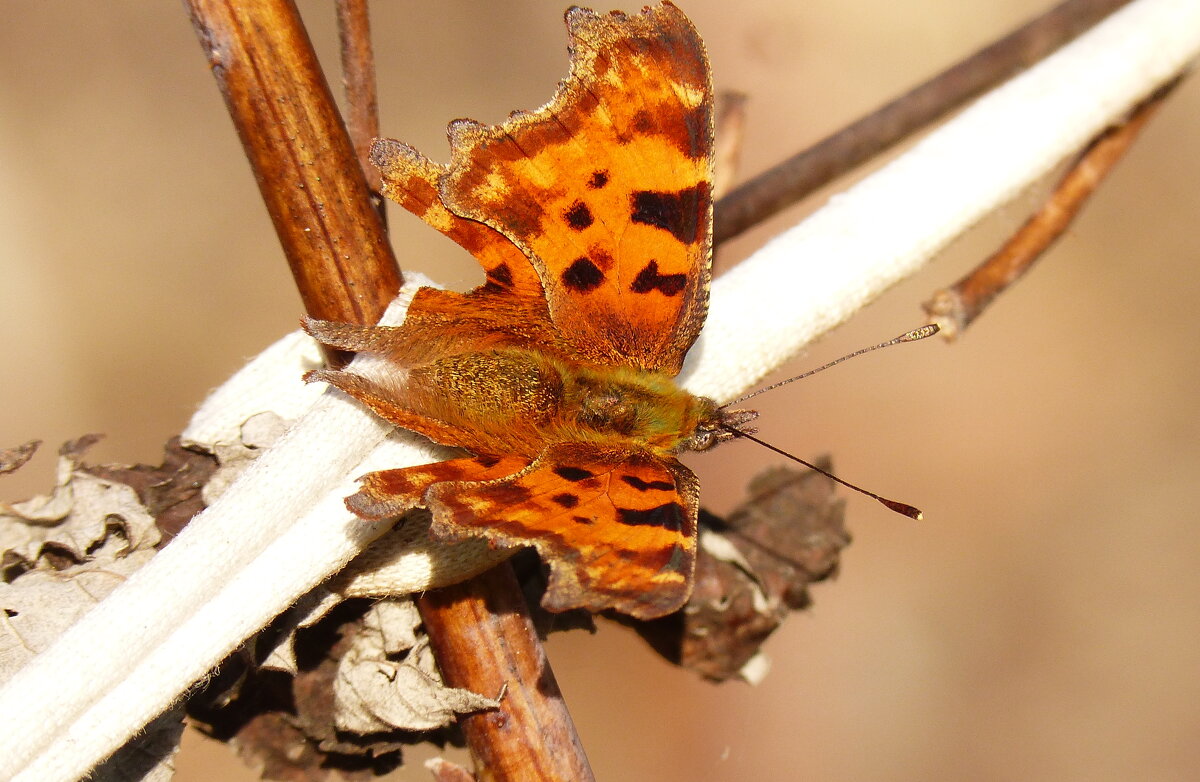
[588,170,609,189]
[554,465,595,482]
[621,474,676,492]
[630,260,687,297]
[629,184,707,244]
[561,257,604,292]
[617,502,685,532]
[572,515,595,525]
[551,493,580,508]
[563,201,594,231]
[474,455,502,468]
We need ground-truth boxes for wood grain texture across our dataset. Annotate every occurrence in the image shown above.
[184,0,401,326]
[421,565,595,782]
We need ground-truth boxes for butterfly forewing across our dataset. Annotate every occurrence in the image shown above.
[437,4,713,374]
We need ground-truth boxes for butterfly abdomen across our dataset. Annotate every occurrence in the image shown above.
[401,348,565,457]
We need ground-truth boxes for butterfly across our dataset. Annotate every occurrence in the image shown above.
[304,2,754,620]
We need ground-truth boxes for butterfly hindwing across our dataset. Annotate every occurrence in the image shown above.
[425,442,700,619]
[348,454,532,520]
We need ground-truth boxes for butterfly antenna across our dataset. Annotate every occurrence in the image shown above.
[722,324,940,408]
[725,427,923,520]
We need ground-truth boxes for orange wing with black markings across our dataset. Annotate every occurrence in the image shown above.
[304,3,723,621]
[437,3,713,373]
[370,139,547,304]
[426,443,700,619]
[346,454,532,520]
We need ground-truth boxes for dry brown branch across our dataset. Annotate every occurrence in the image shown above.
[421,566,596,781]
[923,79,1181,338]
[713,91,749,201]
[183,0,400,328]
[713,0,1134,245]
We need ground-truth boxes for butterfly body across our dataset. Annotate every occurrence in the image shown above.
[306,3,750,619]
[418,348,719,451]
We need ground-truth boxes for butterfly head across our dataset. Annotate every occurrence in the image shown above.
[682,400,758,452]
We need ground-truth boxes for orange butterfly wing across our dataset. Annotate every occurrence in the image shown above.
[438,4,713,374]
[366,140,567,362]
[347,454,533,520]
[425,444,700,620]
[308,3,715,619]
[366,4,712,371]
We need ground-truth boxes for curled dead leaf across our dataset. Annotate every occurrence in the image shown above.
[0,440,40,476]
[1,436,161,570]
[333,601,499,734]
[0,548,157,681]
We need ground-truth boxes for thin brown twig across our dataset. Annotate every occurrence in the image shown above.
[335,0,387,226]
[184,0,593,779]
[923,78,1182,338]
[713,0,1134,246]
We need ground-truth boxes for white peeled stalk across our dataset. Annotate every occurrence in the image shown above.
[681,0,1200,401]
[2,0,1197,779]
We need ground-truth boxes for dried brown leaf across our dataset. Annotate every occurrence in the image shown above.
[260,587,344,675]
[333,600,498,734]
[0,440,41,475]
[0,547,156,682]
[190,600,405,781]
[636,465,849,682]
[84,437,218,541]
[1,437,161,569]
[230,710,399,782]
[190,596,495,779]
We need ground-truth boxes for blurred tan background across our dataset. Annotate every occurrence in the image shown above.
[3,1,1199,780]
